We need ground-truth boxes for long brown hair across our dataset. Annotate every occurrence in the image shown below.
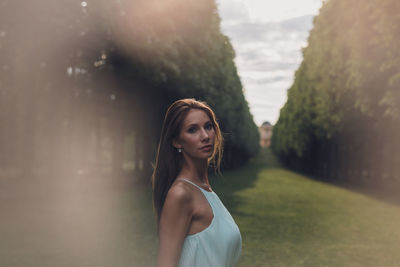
[151,98,223,228]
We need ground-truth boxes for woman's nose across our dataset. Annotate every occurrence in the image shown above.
[201,128,209,140]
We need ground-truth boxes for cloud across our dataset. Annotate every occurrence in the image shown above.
[280,14,315,31]
[251,75,288,84]
[216,0,251,26]
[218,13,315,125]
[223,16,313,46]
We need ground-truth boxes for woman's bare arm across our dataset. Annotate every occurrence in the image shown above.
[157,185,193,267]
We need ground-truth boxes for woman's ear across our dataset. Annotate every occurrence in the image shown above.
[172,138,181,149]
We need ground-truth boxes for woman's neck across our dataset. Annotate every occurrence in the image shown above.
[178,159,209,184]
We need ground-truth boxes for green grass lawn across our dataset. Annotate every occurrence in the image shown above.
[211,148,400,267]
[1,148,399,266]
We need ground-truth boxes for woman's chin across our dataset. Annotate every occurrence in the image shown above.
[197,153,212,160]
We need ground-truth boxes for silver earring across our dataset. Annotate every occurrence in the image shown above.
[178,148,182,153]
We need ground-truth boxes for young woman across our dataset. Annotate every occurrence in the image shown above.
[152,98,242,267]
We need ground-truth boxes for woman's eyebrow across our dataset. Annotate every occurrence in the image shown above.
[186,121,212,128]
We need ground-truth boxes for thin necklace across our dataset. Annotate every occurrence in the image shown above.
[180,178,212,191]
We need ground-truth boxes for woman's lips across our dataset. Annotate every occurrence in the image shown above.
[200,145,213,150]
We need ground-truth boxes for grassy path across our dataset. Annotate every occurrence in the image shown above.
[211,148,400,266]
[2,148,399,266]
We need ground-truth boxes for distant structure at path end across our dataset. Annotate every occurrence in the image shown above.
[259,121,273,148]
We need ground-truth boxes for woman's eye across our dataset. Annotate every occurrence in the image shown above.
[188,124,212,133]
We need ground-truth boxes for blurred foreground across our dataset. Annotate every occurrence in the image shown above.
[0,173,157,267]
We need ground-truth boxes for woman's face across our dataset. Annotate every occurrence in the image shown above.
[173,109,215,160]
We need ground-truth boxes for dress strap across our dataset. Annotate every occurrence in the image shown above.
[176,178,213,193]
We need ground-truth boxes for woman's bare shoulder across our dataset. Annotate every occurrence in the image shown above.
[166,180,194,203]
[161,181,195,221]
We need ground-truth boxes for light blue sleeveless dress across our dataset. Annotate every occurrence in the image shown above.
[176,178,242,267]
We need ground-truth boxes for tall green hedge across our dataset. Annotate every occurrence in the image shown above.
[272,0,400,182]
[104,0,260,168]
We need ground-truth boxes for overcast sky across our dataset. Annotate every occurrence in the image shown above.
[215,0,323,126]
